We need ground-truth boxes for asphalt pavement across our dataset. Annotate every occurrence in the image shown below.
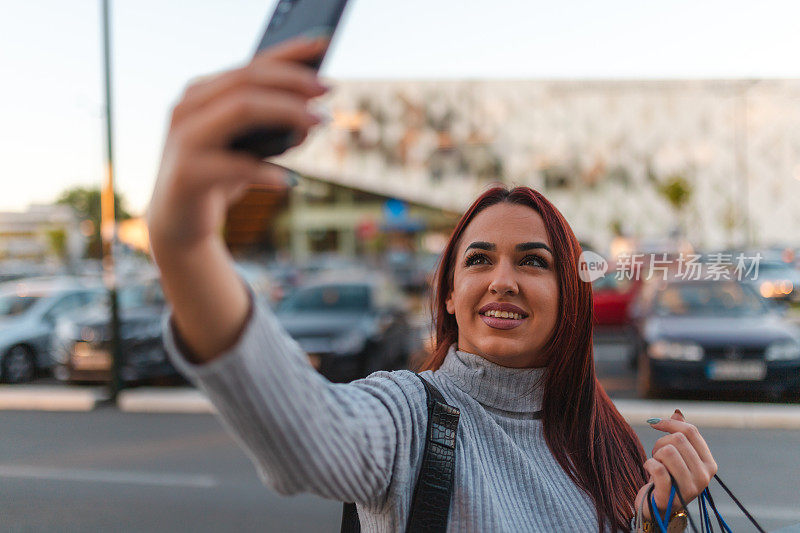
[0,408,798,532]
[2,313,800,531]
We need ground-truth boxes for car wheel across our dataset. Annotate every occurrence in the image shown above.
[636,351,663,399]
[2,345,36,384]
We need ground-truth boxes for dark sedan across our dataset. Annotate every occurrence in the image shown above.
[274,272,413,382]
[630,277,800,399]
[52,279,182,385]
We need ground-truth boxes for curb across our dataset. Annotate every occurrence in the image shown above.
[0,386,106,411]
[614,399,800,429]
[119,389,800,429]
[117,388,216,414]
[5,386,800,429]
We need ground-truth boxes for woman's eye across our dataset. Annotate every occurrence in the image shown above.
[464,253,548,268]
[464,253,489,266]
[522,255,548,268]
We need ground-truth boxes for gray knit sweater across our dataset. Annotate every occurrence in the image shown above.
[163,297,604,532]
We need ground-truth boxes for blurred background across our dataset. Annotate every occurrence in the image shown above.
[1,1,800,531]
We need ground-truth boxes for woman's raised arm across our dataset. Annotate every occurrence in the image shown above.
[147,37,327,363]
[147,41,426,505]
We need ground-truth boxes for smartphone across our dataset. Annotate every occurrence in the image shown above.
[228,0,350,159]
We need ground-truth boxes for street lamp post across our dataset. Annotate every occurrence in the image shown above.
[100,0,123,401]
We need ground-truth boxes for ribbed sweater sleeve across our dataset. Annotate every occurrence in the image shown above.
[161,295,423,506]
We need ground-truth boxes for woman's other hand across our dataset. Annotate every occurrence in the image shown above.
[634,409,718,520]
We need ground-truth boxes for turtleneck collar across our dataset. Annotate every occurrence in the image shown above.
[436,343,546,413]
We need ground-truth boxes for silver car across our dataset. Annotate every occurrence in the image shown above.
[0,277,104,383]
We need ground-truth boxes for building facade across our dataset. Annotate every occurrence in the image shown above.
[0,204,85,263]
[277,79,800,253]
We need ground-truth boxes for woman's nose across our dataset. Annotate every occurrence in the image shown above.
[488,259,519,295]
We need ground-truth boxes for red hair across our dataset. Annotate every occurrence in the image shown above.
[419,185,647,531]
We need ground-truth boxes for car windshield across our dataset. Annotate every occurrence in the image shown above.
[0,294,40,317]
[654,282,765,317]
[118,282,166,309]
[758,263,795,275]
[277,284,370,312]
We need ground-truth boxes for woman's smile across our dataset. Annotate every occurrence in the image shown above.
[478,303,530,329]
[479,312,527,330]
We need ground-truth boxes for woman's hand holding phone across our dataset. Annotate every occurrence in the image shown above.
[147,37,328,362]
[149,37,328,250]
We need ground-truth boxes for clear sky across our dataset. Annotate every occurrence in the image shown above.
[2,0,800,215]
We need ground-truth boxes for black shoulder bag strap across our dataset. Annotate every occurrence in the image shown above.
[340,374,461,533]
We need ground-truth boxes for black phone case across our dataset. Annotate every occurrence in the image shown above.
[228,0,349,159]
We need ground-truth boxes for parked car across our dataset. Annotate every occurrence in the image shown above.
[235,261,279,305]
[0,277,104,383]
[592,274,642,328]
[745,260,800,303]
[274,271,413,382]
[385,251,441,294]
[52,278,182,385]
[630,276,800,398]
[263,260,303,305]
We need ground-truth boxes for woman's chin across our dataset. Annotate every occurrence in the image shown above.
[471,339,536,367]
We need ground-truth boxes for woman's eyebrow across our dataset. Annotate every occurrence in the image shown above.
[516,242,553,254]
[463,241,553,255]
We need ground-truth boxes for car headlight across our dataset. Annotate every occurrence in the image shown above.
[332,330,366,355]
[760,280,794,298]
[648,340,704,361]
[766,340,800,361]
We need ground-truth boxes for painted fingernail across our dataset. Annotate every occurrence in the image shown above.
[309,103,332,125]
[283,170,300,187]
[308,111,323,125]
[646,418,662,425]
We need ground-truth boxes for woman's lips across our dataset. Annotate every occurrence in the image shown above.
[479,313,526,330]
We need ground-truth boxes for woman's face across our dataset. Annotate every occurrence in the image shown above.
[445,203,559,368]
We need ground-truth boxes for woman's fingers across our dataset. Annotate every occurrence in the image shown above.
[174,62,326,125]
[653,443,697,499]
[178,153,289,194]
[648,416,717,474]
[646,446,697,517]
[644,458,674,514]
[178,88,320,149]
[254,35,330,63]
[652,431,707,484]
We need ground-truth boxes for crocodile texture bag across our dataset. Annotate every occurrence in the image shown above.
[340,374,460,533]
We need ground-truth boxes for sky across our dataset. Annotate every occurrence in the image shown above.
[2,0,800,215]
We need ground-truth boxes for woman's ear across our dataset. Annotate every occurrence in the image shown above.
[445,292,455,315]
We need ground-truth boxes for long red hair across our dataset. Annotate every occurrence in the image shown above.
[418,186,647,531]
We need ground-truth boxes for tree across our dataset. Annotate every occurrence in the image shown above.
[657,174,693,213]
[656,173,694,237]
[56,186,132,259]
[45,228,68,263]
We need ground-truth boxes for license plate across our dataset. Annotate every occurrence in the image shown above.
[707,360,766,381]
[72,342,112,371]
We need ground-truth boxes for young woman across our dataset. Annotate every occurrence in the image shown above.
[148,37,717,532]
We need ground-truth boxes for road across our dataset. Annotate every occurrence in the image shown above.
[1,408,798,532]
